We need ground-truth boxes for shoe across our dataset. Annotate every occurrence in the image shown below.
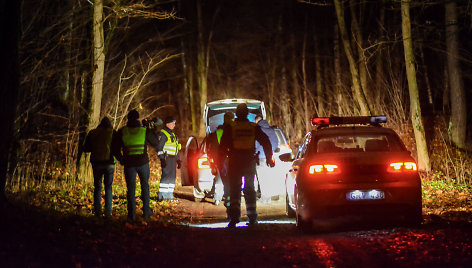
[227,219,239,228]
[247,219,258,227]
[214,200,221,206]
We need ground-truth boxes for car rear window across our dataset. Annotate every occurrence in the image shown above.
[313,134,404,153]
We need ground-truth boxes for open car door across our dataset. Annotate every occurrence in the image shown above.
[181,136,199,186]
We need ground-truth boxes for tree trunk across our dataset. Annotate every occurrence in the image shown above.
[349,0,371,111]
[301,24,310,133]
[197,0,208,137]
[314,34,324,117]
[401,0,431,172]
[334,0,370,116]
[290,33,303,139]
[333,24,343,116]
[445,0,467,149]
[0,0,20,202]
[78,0,105,182]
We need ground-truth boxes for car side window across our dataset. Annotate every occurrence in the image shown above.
[296,132,312,159]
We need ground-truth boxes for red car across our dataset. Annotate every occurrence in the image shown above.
[281,116,422,232]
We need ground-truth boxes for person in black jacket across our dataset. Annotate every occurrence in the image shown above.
[218,104,274,228]
[112,110,159,222]
[83,117,115,218]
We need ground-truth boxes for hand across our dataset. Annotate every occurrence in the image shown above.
[176,160,181,169]
[266,158,275,168]
[160,158,166,169]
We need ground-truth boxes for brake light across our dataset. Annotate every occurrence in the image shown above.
[311,118,329,126]
[198,157,210,169]
[308,164,340,174]
[387,162,417,172]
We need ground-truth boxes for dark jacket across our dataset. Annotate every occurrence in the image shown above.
[112,119,159,167]
[83,120,115,165]
[255,120,278,159]
[218,117,273,166]
[156,126,180,161]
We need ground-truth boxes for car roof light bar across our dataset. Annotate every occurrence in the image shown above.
[311,116,387,126]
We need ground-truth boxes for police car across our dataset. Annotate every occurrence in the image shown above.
[181,98,291,202]
[280,116,422,232]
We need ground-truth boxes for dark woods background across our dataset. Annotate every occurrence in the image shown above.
[2,0,472,193]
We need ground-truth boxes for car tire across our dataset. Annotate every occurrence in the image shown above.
[286,193,296,218]
[296,213,311,233]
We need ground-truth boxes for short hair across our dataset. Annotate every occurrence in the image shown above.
[235,103,248,117]
[127,109,139,121]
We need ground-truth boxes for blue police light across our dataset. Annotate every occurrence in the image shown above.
[370,116,387,124]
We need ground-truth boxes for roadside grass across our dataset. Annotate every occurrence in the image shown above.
[6,158,190,225]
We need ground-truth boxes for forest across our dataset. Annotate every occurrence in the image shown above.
[1,0,471,204]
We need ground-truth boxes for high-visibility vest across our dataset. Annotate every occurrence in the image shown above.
[122,127,146,155]
[216,128,224,144]
[161,129,181,156]
[231,121,256,150]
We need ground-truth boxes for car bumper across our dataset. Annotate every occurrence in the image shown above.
[196,168,215,192]
[297,177,422,222]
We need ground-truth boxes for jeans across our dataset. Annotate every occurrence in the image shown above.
[92,164,115,217]
[124,163,151,221]
[227,159,257,223]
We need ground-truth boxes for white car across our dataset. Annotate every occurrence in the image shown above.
[180,98,291,201]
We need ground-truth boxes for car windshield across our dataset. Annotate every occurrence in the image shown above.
[312,134,403,153]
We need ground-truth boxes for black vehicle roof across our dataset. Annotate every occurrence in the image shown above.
[311,126,398,136]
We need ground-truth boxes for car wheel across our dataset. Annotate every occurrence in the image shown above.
[286,193,295,218]
[296,213,311,233]
[406,205,423,227]
[193,186,204,202]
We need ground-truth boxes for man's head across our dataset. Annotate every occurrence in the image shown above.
[223,111,234,125]
[98,116,112,128]
[164,116,176,130]
[235,103,248,118]
[255,114,263,124]
[127,109,139,121]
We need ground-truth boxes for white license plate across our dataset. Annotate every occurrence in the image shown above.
[346,190,385,201]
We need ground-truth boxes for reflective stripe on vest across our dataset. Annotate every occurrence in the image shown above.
[122,127,146,155]
[161,129,181,156]
[216,128,223,144]
[231,121,256,150]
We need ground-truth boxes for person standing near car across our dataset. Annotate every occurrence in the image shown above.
[218,103,274,228]
[254,114,279,203]
[208,111,234,207]
[83,116,116,218]
[156,116,181,201]
[112,109,158,222]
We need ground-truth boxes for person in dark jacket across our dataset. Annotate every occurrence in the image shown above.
[156,116,181,201]
[207,111,234,207]
[112,110,159,222]
[255,114,279,203]
[218,104,274,228]
[83,116,116,218]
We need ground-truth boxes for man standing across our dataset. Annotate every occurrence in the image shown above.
[255,114,279,203]
[83,116,115,218]
[157,116,181,201]
[112,110,158,222]
[218,104,274,228]
[208,111,234,207]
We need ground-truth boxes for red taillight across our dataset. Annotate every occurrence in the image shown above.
[198,157,210,169]
[308,164,340,174]
[311,117,329,126]
[387,162,417,173]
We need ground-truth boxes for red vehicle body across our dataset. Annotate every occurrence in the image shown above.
[281,116,422,232]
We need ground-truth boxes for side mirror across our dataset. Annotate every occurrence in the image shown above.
[278,152,293,162]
